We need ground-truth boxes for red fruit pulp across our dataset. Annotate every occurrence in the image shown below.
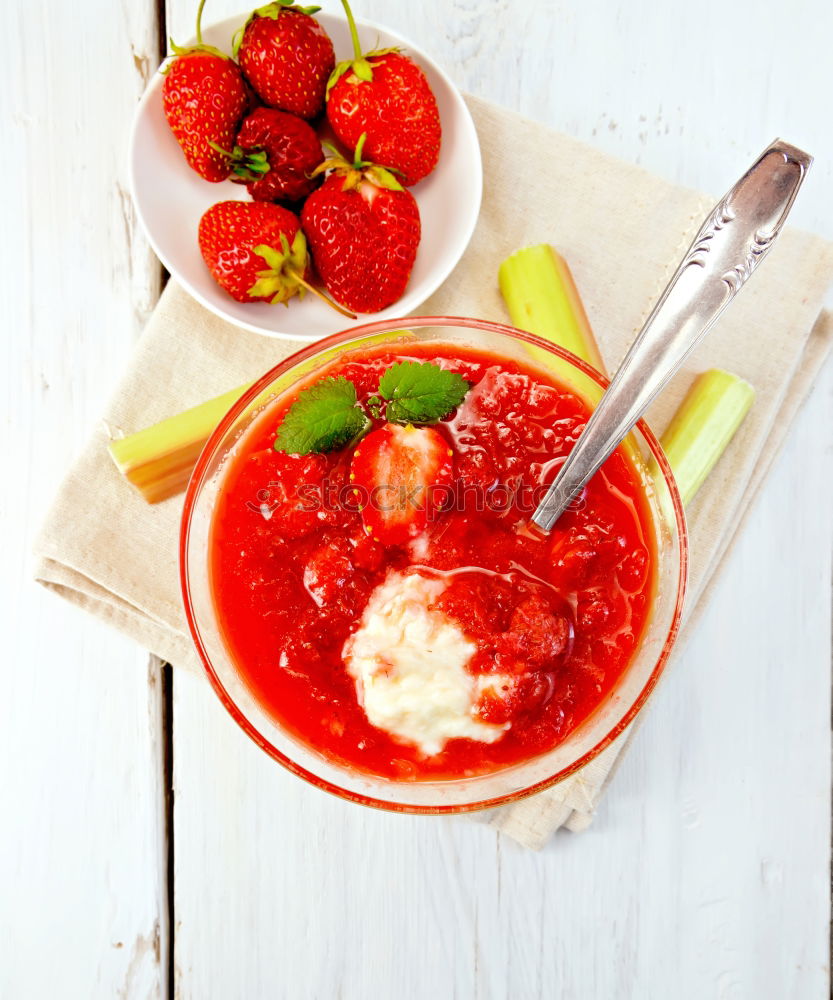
[209,343,656,780]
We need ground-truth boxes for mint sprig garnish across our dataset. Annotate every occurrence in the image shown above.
[274,376,370,455]
[273,361,470,454]
[378,361,469,424]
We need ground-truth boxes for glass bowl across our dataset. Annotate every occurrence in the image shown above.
[180,318,688,813]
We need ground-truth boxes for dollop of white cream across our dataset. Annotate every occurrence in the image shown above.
[343,572,508,755]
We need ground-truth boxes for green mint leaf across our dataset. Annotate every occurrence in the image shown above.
[274,376,369,454]
[378,361,470,424]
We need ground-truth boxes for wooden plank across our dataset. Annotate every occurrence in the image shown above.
[169,0,832,995]
[0,0,168,996]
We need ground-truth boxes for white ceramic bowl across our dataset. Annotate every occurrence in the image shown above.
[129,10,482,341]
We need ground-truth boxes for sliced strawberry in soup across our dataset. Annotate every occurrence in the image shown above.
[349,423,453,545]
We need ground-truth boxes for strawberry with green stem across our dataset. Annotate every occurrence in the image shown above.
[212,107,325,203]
[198,200,355,317]
[301,135,421,313]
[326,0,441,186]
[234,1,335,120]
[162,0,249,182]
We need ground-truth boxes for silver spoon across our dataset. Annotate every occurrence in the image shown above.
[532,138,812,533]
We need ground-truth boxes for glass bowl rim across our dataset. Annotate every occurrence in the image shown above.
[180,315,689,814]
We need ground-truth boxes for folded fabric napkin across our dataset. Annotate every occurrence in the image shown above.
[35,96,833,849]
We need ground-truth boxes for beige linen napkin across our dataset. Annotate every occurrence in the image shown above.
[35,96,833,849]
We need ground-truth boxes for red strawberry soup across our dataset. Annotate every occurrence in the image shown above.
[209,342,655,780]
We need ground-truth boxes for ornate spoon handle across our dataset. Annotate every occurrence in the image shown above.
[532,139,812,532]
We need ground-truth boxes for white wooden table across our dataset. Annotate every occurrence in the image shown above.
[2,1,831,996]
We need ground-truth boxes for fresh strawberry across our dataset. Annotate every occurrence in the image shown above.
[225,107,324,202]
[198,200,310,303]
[198,200,354,315]
[234,1,335,119]
[349,424,453,545]
[162,0,248,182]
[300,138,421,313]
[325,0,441,185]
[475,672,555,726]
[266,451,329,540]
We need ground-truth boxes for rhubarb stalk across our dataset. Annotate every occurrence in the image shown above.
[498,244,606,373]
[108,383,253,504]
[658,369,755,506]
